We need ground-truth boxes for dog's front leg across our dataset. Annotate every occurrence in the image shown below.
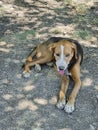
[64,64,81,113]
[56,75,69,109]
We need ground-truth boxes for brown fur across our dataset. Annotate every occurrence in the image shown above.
[23,37,83,113]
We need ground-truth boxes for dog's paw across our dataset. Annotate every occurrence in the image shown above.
[56,99,66,109]
[64,103,75,113]
[22,71,30,78]
[35,64,41,72]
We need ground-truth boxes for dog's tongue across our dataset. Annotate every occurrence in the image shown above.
[59,70,65,75]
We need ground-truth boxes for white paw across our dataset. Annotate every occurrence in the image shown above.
[22,71,30,78]
[64,103,75,113]
[56,99,66,109]
[35,64,41,72]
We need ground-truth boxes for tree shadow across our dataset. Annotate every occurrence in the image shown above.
[0,0,98,40]
[0,0,98,129]
[0,43,98,129]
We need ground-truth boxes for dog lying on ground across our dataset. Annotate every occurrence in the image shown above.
[23,37,83,113]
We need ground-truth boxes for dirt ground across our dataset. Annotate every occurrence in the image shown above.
[0,0,98,130]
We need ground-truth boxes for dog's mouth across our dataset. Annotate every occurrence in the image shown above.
[58,69,69,76]
[58,66,66,76]
[59,70,65,75]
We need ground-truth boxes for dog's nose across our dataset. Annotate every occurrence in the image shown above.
[59,66,65,70]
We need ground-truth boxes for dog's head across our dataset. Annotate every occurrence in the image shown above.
[49,40,77,75]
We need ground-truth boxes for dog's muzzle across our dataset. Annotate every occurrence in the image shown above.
[58,66,69,76]
[58,66,65,75]
[56,59,68,76]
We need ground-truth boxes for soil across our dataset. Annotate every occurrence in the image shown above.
[0,0,98,130]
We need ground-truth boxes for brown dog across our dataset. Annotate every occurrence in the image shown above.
[23,37,83,113]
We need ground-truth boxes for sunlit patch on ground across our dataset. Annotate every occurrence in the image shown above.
[95,86,98,91]
[2,79,9,84]
[16,94,25,99]
[0,0,98,130]
[0,41,7,46]
[34,98,48,105]
[0,48,10,53]
[49,96,57,104]
[2,94,13,100]
[82,77,93,87]
[59,128,72,130]
[5,106,14,112]
[23,85,35,92]
[17,99,38,111]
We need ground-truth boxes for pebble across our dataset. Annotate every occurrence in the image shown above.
[90,124,95,130]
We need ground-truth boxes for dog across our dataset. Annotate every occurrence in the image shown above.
[23,37,83,113]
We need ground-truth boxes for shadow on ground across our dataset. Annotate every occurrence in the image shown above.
[0,0,98,130]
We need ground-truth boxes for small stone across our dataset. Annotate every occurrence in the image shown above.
[90,124,95,130]
[16,74,22,79]
[2,79,9,84]
[5,106,14,112]
[35,64,41,72]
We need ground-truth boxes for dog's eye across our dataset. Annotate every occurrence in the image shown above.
[56,53,60,57]
[65,54,70,57]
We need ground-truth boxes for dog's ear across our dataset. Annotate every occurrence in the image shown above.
[48,43,56,51]
[71,43,77,59]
